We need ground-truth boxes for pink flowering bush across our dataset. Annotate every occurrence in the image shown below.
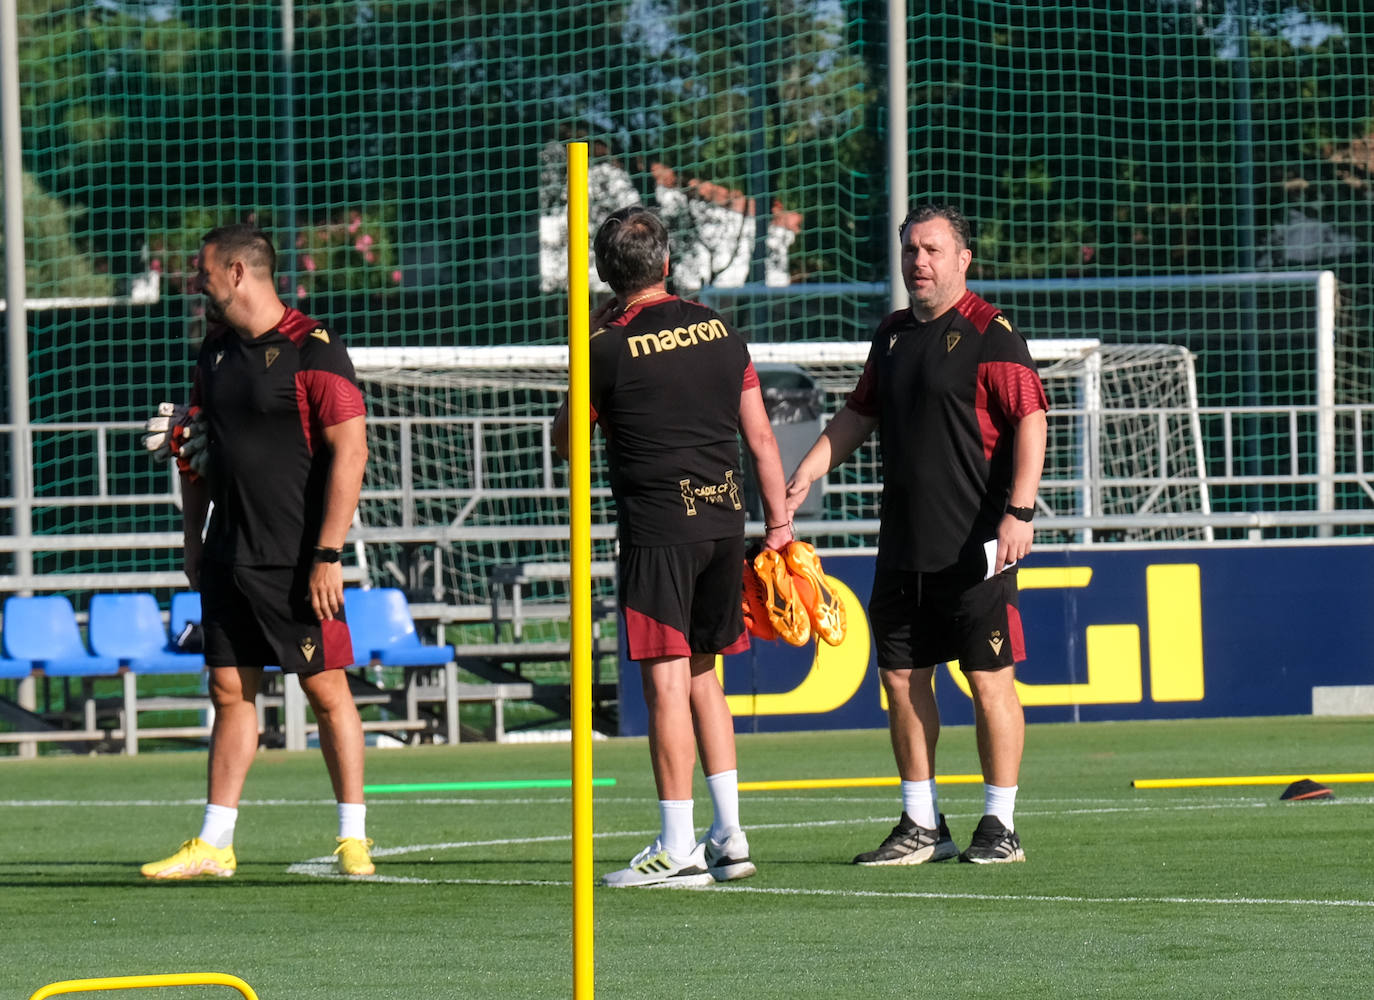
[293,208,403,299]
[145,207,404,303]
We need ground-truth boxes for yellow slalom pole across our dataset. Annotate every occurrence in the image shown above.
[567,141,594,1000]
[739,774,984,792]
[1133,772,1374,790]
[28,973,258,1000]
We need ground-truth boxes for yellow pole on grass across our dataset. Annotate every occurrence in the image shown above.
[28,973,259,1000]
[739,774,984,792]
[1133,772,1374,789]
[567,141,595,1000]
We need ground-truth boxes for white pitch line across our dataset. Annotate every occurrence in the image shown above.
[281,862,1374,910]
[7,795,1373,812]
[0,796,647,808]
[678,885,1374,909]
[4,792,1358,911]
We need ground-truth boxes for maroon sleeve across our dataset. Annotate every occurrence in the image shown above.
[845,356,879,418]
[295,330,366,427]
[299,369,366,426]
[979,362,1048,422]
[742,360,760,391]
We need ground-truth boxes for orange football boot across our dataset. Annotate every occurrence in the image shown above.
[741,559,778,640]
[752,547,811,646]
[785,541,847,646]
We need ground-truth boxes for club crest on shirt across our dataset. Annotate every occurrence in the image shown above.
[887,332,899,354]
[299,637,317,662]
[679,472,742,514]
[680,479,697,515]
[265,347,281,369]
[213,351,225,370]
[946,332,961,353]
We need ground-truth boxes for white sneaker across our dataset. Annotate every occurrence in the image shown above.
[600,839,714,888]
[701,828,757,882]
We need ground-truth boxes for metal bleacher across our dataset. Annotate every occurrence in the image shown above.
[0,575,607,756]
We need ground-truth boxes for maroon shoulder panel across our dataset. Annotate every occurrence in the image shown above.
[953,290,1001,334]
[278,307,318,346]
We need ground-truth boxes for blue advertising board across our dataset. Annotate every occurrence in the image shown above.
[616,543,1374,735]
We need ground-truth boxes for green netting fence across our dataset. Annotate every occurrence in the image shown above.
[3,1,1374,599]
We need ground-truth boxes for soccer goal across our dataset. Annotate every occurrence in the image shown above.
[349,333,1212,602]
[349,345,603,605]
[703,271,1341,531]
[735,339,1214,544]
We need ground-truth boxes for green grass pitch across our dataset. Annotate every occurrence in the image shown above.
[2,715,1371,999]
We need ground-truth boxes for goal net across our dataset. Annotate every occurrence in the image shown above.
[351,336,1211,604]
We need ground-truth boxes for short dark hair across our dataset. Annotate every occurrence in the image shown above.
[594,206,669,295]
[202,223,276,276]
[898,202,972,251]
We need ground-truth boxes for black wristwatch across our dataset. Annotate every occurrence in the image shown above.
[313,546,343,563]
[1005,505,1035,523]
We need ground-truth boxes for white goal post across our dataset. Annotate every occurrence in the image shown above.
[350,337,1214,560]
[701,272,1339,521]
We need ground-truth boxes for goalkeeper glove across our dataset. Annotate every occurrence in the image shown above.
[142,402,210,479]
[142,402,189,460]
[173,407,210,479]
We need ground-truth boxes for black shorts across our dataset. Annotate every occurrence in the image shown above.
[619,536,749,661]
[869,566,1024,672]
[200,561,354,674]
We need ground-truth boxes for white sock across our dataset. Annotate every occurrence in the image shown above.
[705,769,741,842]
[984,784,1018,831]
[658,799,695,858]
[198,804,237,849]
[901,778,938,830]
[338,802,367,841]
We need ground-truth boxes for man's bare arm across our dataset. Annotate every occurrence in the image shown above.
[311,414,368,621]
[784,406,878,519]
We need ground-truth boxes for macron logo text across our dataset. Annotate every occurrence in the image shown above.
[627,319,731,358]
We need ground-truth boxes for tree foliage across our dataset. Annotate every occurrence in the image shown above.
[906,0,1374,281]
[0,172,114,299]
[10,0,1374,308]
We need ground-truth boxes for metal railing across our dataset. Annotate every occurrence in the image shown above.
[2,404,1373,593]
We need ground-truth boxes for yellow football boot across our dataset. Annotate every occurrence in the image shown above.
[141,838,236,880]
[334,837,376,876]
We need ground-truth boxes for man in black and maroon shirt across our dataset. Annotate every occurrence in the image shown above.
[141,224,375,880]
[787,202,1048,865]
[554,206,793,887]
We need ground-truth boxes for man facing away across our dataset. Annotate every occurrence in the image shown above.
[142,223,375,879]
[554,206,794,886]
[786,202,1048,864]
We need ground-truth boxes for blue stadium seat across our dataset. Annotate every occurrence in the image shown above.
[1,595,121,677]
[344,587,455,667]
[0,656,31,679]
[169,591,202,640]
[87,593,205,674]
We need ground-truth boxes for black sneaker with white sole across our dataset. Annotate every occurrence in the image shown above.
[958,815,1026,863]
[852,812,960,866]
